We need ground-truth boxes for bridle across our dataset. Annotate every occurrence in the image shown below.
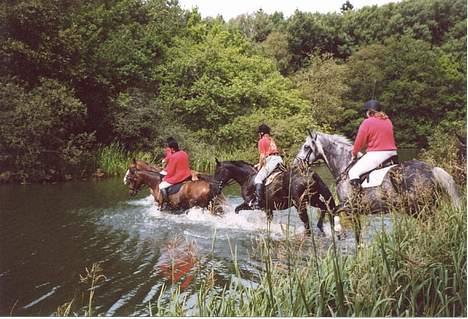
[127,168,143,194]
[301,136,356,186]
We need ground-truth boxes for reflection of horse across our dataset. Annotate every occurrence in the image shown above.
[125,160,224,214]
[295,131,461,214]
[213,159,337,234]
[154,238,197,289]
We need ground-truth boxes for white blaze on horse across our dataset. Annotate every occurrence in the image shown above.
[294,131,461,214]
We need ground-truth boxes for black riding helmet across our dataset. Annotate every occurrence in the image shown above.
[364,99,382,112]
[257,124,271,135]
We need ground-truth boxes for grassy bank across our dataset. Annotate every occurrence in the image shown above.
[150,199,466,317]
[96,142,257,176]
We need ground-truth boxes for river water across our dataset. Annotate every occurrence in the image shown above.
[0,153,416,316]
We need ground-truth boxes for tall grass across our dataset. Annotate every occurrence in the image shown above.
[95,141,252,176]
[151,198,466,316]
[96,143,153,176]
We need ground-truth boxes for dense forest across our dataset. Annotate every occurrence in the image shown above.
[0,0,466,182]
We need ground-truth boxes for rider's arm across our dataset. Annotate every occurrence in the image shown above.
[257,137,269,169]
[352,121,369,158]
[165,154,177,178]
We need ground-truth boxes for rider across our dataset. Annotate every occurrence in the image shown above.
[252,124,283,209]
[348,99,397,190]
[161,136,176,176]
[159,138,192,210]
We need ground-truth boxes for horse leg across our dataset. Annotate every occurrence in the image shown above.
[317,209,326,233]
[235,202,252,213]
[296,205,311,236]
[266,209,273,222]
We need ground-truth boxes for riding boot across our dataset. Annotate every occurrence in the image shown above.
[252,183,264,209]
[160,188,170,210]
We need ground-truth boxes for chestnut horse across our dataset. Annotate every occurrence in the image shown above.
[125,160,224,214]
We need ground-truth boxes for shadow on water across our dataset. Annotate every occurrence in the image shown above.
[0,149,418,315]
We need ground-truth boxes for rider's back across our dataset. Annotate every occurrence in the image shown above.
[164,150,191,184]
[353,117,397,154]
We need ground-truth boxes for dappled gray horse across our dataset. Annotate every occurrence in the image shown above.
[294,131,461,214]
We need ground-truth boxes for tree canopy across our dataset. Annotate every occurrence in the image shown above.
[0,0,465,181]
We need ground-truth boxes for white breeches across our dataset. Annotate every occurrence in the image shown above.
[348,150,397,180]
[254,155,283,184]
[159,181,172,189]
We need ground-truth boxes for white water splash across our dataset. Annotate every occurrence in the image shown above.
[126,195,317,240]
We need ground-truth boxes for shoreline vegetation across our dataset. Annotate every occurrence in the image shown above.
[0,0,465,185]
[56,197,466,317]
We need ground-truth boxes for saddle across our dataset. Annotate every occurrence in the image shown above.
[165,175,193,195]
[356,155,399,188]
[265,163,287,186]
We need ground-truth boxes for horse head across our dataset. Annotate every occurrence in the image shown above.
[126,167,144,196]
[214,158,232,189]
[124,159,162,185]
[294,130,323,166]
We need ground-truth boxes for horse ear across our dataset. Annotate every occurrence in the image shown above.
[132,158,137,165]
[215,158,220,165]
[307,129,317,141]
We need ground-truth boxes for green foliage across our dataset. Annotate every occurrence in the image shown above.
[341,36,466,147]
[0,0,465,181]
[293,55,350,131]
[260,31,292,75]
[149,199,466,316]
[0,77,94,181]
[421,119,466,185]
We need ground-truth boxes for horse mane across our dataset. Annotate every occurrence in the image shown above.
[225,160,255,168]
[317,132,352,147]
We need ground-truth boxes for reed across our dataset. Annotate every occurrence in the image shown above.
[96,143,153,176]
[150,198,466,316]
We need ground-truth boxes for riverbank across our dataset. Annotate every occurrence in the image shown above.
[136,199,467,316]
[53,196,467,316]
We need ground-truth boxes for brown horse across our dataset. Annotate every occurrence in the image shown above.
[124,159,210,184]
[125,163,224,214]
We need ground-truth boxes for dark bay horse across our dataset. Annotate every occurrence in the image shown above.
[213,159,338,234]
[125,162,224,214]
[294,131,461,214]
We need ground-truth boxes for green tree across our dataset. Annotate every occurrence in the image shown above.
[0,78,94,181]
[293,55,350,131]
[260,31,292,75]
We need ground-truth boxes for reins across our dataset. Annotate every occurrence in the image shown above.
[335,158,358,185]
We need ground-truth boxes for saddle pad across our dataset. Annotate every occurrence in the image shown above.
[265,171,282,186]
[361,165,397,188]
[167,182,184,195]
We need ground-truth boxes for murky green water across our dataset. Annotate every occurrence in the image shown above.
[0,150,417,315]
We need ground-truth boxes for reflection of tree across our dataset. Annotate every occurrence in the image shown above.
[154,238,198,289]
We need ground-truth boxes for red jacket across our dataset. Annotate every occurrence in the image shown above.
[163,150,191,184]
[352,117,397,157]
[163,147,173,161]
[258,135,279,156]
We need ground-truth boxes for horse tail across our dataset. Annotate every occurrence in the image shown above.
[432,167,461,209]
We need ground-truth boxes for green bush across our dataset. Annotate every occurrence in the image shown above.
[0,77,95,182]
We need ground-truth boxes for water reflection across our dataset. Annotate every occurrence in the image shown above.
[0,157,409,316]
